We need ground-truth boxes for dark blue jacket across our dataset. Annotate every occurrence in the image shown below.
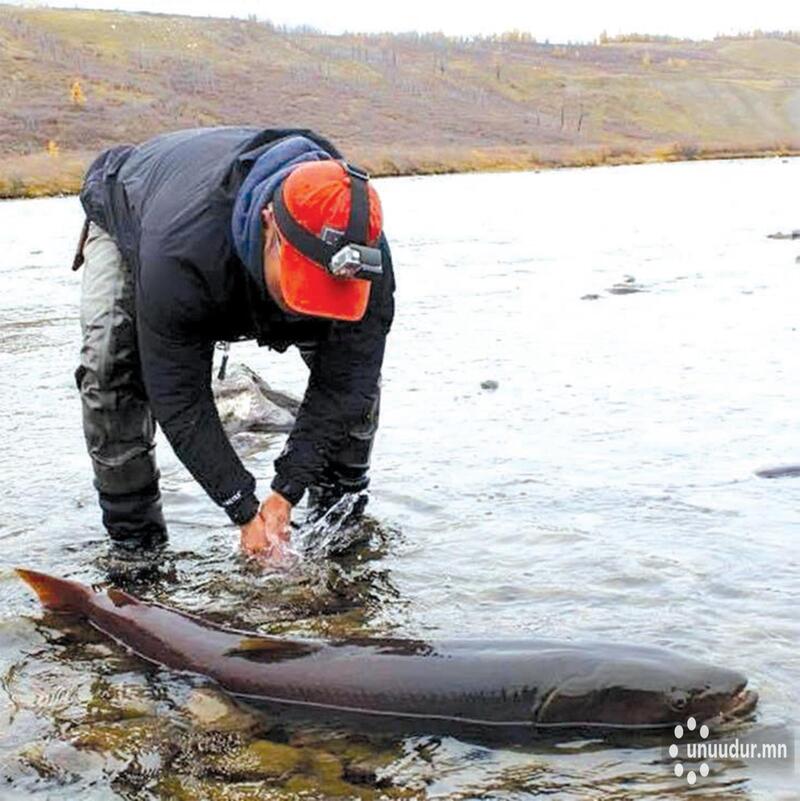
[80,126,395,524]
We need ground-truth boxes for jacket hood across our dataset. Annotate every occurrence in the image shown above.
[231,135,332,288]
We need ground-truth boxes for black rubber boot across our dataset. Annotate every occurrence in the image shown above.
[306,476,369,526]
[99,480,168,551]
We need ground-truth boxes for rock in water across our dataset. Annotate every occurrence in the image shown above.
[212,363,300,434]
[754,464,800,479]
[185,688,261,733]
[204,739,303,779]
[607,277,647,295]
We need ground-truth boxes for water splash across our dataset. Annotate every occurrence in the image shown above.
[295,492,371,558]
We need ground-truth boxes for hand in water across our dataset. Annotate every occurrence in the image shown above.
[240,492,292,563]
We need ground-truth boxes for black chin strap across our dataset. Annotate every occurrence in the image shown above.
[272,161,371,268]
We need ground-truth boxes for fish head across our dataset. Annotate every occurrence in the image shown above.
[535,648,757,730]
[667,668,758,726]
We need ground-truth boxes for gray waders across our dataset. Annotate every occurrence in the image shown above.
[75,222,166,547]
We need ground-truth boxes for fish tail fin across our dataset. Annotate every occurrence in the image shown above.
[16,568,89,612]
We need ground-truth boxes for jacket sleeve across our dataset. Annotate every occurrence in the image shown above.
[271,235,396,505]
[135,253,259,526]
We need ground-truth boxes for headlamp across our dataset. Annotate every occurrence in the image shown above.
[329,243,383,279]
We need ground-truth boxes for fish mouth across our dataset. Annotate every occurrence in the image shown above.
[687,681,758,729]
[718,687,759,721]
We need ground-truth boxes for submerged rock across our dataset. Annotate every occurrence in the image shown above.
[184,688,261,733]
[283,774,379,799]
[157,775,277,801]
[18,740,105,785]
[204,739,303,780]
[85,677,157,722]
[71,717,172,750]
[308,748,345,782]
[212,363,300,435]
[342,745,398,788]
[284,732,401,790]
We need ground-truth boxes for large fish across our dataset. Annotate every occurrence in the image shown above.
[17,568,757,735]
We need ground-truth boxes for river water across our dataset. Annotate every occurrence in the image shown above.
[0,157,798,799]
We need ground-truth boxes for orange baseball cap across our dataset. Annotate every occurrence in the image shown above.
[270,160,383,322]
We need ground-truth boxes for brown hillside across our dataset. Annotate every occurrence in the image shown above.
[0,5,799,197]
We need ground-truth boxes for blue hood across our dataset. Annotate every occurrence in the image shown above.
[231,135,332,286]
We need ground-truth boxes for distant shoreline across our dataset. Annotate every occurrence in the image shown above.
[1,145,797,201]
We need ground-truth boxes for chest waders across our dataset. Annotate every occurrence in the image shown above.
[75,222,166,547]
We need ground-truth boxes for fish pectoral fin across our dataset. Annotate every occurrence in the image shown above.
[229,637,286,653]
[107,588,140,608]
[225,637,318,663]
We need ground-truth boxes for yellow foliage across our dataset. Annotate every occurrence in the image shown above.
[666,57,689,68]
[70,79,85,105]
[499,30,534,43]
[46,140,60,157]
[654,142,701,160]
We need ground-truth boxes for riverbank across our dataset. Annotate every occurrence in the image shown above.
[1,142,797,200]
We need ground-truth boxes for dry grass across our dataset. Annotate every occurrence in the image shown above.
[0,150,89,198]
[4,142,796,200]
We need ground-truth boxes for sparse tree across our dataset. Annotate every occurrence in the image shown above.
[22,113,39,134]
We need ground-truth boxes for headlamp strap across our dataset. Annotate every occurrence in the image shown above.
[273,183,337,266]
[273,161,373,265]
[342,161,370,246]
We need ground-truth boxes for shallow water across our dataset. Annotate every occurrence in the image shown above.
[0,157,798,799]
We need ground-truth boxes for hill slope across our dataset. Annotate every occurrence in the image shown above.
[1,5,799,196]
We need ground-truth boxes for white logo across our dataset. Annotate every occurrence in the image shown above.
[670,716,711,784]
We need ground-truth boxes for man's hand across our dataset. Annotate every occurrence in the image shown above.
[239,492,292,560]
